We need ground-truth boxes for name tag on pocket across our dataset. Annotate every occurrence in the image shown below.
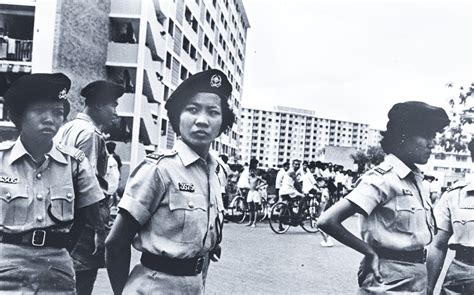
[0,176,18,184]
[179,183,195,192]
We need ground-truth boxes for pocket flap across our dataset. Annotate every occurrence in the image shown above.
[50,185,74,203]
[169,193,206,211]
[0,186,28,203]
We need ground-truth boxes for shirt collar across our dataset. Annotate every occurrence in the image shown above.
[8,137,30,165]
[47,142,68,165]
[76,112,102,133]
[385,154,422,179]
[8,137,67,165]
[174,139,218,171]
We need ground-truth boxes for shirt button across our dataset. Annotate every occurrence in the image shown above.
[36,193,43,200]
[188,201,194,209]
[5,193,11,200]
[210,225,214,230]
[36,173,42,180]
[210,203,214,208]
[66,193,73,199]
[36,216,44,222]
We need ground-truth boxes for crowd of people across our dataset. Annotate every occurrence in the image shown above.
[1,69,473,294]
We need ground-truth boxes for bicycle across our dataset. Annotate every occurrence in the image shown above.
[228,188,248,224]
[269,194,320,234]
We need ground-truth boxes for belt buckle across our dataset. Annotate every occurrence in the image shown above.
[32,230,46,247]
[194,257,204,275]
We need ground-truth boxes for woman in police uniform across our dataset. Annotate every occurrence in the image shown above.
[106,69,235,294]
[318,101,449,294]
[0,73,105,293]
[426,139,474,294]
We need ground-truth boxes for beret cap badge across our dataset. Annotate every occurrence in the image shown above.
[210,74,222,88]
[58,88,68,100]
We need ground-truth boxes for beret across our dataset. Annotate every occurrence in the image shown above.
[165,69,232,110]
[387,101,450,134]
[4,73,71,112]
[81,80,124,103]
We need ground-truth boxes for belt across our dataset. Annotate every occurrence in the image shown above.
[455,246,474,265]
[375,248,426,264]
[141,252,205,276]
[0,230,69,248]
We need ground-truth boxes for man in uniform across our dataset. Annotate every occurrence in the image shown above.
[0,73,105,293]
[56,80,124,295]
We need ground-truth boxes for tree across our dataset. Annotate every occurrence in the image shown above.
[351,146,385,174]
[438,82,474,152]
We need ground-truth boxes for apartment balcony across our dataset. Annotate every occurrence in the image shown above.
[116,93,159,145]
[106,42,138,67]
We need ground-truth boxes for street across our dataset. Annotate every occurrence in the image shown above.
[93,216,362,294]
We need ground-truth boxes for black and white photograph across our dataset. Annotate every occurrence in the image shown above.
[0,0,472,294]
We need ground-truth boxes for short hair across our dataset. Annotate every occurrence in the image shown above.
[219,154,229,163]
[106,142,116,153]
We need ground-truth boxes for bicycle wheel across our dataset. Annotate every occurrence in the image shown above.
[300,198,320,233]
[232,196,248,224]
[269,202,291,234]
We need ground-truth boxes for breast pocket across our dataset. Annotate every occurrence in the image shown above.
[0,185,30,226]
[168,193,207,244]
[395,195,425,233]
[49,185,75,223]
[452,199,474,241]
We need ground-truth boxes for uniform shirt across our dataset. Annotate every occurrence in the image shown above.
[56,112,108,178]
[0,138,103,234]
[118,140,223,259]
[345,154,435,251]
[275,169,286,189]
[435,182,474,247]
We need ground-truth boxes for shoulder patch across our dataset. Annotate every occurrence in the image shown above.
[446,180,468,192]
[0,141,14,151]
[374,163,393,175]
[56,143,85,162]
[146,150,177,163]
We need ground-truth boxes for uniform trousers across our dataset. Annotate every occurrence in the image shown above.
[358,257,427,294]
[122,262,205,294]
[0,243,75,294]
[441,259,474,295]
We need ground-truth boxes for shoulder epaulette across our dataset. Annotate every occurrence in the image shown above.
[56,143,85,162]
[0,141,14,151]
[374,163,393,175]
[446,180,468,192]
[146,150,177,163]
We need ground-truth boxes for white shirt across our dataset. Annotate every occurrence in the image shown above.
[104,154,120,195]
[302,171,317,194]
[275,169,287,189]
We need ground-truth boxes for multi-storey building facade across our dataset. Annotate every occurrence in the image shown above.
[240,106,374,168]
[0,0,249,178]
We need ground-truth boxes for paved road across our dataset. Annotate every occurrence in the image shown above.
[93,216,361,294]
[92,215,452,294]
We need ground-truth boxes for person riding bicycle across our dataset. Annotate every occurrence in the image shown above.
[300,161,320,217]
[279,159,305,225]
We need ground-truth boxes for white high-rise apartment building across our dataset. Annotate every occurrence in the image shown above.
[240,106,379,168]
[0,0,249,176]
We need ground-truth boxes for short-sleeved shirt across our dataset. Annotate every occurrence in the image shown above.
[435,182,474,248]
[279,169,300,197]
[56,112,108,178]
[302,171,317,194]
[118,140,223,259]
[345,154,435,251]
[0,138,103,234]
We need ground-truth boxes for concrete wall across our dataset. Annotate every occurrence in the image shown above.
[52,0,112,120]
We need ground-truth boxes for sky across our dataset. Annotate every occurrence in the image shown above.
[240,0,473,130]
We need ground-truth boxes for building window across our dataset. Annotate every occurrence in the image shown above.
[180,66,188,80]
[166,52,172,69]
[168,19,174,36]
